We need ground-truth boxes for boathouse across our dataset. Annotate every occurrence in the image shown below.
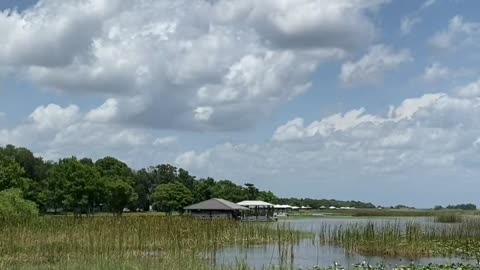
[184,198,248,220]
[273,204,292,217]
[237,200,275,221]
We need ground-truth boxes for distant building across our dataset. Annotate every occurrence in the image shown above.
[238,200,275,221]
[273,204,292,216]
[184,198,248,220]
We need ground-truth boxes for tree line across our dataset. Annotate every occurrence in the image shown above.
[0,144,376,215]
[434,204,477,211]
[277,198,375,209]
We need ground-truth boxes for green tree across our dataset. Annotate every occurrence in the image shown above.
[95,157,133,178]
[446,203,477,210]
[0,155,30,192]
[152,182,193,214]
[212,180,247,202]
[256,191,278,204]
[133,168,154,211]
[0,145,49,181]
[193,177,216,203]
[245,183,259,200]
[104,177,137,216]
[177,168,195,190]
[0,189,38,221]
[151,164,177,186]
[95,157,136,211]
[0,145,51,210]
[49,157,103,216]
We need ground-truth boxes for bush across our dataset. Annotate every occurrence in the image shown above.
[0,189,38,221]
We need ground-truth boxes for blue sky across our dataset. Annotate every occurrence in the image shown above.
[1,0,480,207]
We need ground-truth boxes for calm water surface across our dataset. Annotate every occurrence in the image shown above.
[214,217,475,269]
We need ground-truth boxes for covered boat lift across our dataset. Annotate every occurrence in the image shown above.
[237,200,275,221]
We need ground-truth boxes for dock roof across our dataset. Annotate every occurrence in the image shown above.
[184,198,248,211]
[237,200,274,207]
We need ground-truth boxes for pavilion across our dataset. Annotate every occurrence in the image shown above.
[184,198,248,220]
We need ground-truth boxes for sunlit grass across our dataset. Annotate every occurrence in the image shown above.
[0,215,308,269]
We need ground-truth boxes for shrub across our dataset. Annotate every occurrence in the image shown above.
[0,188,38,221]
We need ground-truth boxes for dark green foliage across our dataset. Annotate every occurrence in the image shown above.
[193,177,215,202]
[104,176,137,215]
[212,180,248,202]
[446,203,477,210]
[133,168,154,211]
[95,157,133,178]
[433,203,477,211]
[0,145,51,211]
[152,182,193,213]
[0,155,29,191]
[256,191,278,204]
[244,183,259,200]
[51,157,103,215]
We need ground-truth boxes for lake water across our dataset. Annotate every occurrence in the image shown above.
[214,217,476,269]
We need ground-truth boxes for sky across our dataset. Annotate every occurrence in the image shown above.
[1,0,480,207]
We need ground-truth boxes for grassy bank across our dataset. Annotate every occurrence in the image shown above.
[0,215,308,269]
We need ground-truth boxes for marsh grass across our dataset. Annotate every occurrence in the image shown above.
[317,217,480,260]
[435,214,463,223]
[0,215,308,270]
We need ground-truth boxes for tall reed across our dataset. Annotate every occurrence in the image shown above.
[0,215,306,269]
[317,218,480,259]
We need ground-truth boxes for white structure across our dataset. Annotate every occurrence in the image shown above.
[237,200,275,221]
[273,204,293,216]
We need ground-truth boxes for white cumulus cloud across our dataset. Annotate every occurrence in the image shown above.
[0,0,387,131]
